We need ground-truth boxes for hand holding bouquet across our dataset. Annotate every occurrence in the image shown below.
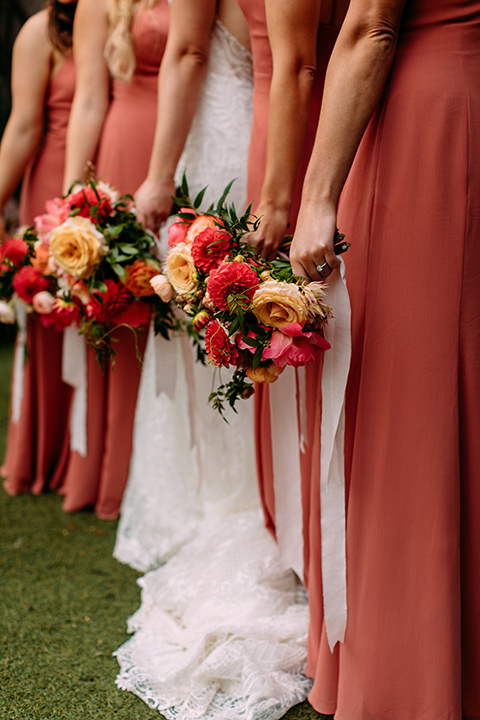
[0,180,181,367]
[151,177,349,416]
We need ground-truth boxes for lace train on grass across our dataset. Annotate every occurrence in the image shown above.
[115,511,312,719]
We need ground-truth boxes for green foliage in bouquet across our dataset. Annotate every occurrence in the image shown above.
[164,175,349,418]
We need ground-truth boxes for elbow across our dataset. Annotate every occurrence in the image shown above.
[273,56,317,98]
[349,14,401,59]
[177,43,209,71]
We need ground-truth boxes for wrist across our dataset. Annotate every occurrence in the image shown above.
[256,194,291,217]
[145,170,175,189]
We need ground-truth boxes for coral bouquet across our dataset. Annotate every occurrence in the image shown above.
[151,178,349,415]
[0,181,180,365]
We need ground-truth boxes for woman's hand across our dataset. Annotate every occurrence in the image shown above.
[290,198,339,280]
[244,201,290,261]
[134,177,175,232]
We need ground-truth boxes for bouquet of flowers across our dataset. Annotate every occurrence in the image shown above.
[150,177,349,415]
[0,181,180,366]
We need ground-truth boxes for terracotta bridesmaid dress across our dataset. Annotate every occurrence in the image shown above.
[237,0,337,580]
[2,56,75,496]
[306,1,480,718]
[58,1,169,520]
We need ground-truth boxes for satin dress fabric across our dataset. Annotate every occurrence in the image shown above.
[58,2,169,519]
[306,2,480,718]
[2,55,75,496]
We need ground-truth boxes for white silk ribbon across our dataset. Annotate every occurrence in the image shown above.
[11,300,28,423]
[270,367,305,583]
[62,325,87,456]
[320,258,351,650]
[153,327,177,401]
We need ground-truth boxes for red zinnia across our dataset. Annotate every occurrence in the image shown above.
[205,320,239,368]
[86,279,133,322]
[191,228,233,273]
[1,237,28,272]
[12,266,50,304]
[206,260,259,310]
[65,186,113,224]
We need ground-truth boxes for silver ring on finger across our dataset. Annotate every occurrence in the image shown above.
[316,260,330,273]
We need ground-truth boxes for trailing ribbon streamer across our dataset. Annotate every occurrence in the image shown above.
[153,327,177,401]
[62,325,87,456]
[11,300,28,423]
[270,367,305,582]
[320,259,351,650]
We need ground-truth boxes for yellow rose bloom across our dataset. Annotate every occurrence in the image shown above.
[49,216,107,279]
[251,280,309,329]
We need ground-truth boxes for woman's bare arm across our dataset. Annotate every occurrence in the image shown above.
[134,0,217,230]
[0,11,52,235]
[62,0,110,192]
[246,0,322,260]
[291,0,407,279]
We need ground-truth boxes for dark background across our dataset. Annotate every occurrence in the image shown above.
[0,0,44,133]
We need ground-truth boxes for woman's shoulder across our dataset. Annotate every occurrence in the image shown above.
[13,9,52,59]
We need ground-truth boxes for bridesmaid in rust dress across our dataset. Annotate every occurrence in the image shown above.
[238,0,346,581]
[60,0,170,519]
[0,0,76,496]
[292,0,480,717]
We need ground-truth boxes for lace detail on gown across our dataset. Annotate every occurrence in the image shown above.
[175,19,253,208]
[115,511,312,720]
[114,19,312,719]
[113,333,202,570]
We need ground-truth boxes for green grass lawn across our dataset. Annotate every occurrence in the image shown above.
[0,336,332,720]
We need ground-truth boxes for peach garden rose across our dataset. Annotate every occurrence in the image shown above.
[251,280,309,330]
[165,243,198,294]
[49,216,107,279]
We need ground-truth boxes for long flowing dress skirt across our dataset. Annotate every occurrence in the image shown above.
[2,56,75,496]
[306,2,480,718]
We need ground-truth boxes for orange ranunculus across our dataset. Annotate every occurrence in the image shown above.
[31,242,51,274]
[124,259,160,297]
[185,215,223,245]
[245,363,285,383]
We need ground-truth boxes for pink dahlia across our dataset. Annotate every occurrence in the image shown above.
[205,320,239,368]
[191,228,233,273]
[12,266,50,304]
[206,261,259,311]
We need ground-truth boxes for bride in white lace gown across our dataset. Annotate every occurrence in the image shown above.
[113,1,312,717]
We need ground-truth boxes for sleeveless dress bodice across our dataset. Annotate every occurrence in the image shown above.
[237,0,337,225]
[20,54,75,223]
[110,3,168,106]
[95,0,169,194]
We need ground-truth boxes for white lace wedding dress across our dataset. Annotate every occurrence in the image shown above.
[113,18,312,719]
